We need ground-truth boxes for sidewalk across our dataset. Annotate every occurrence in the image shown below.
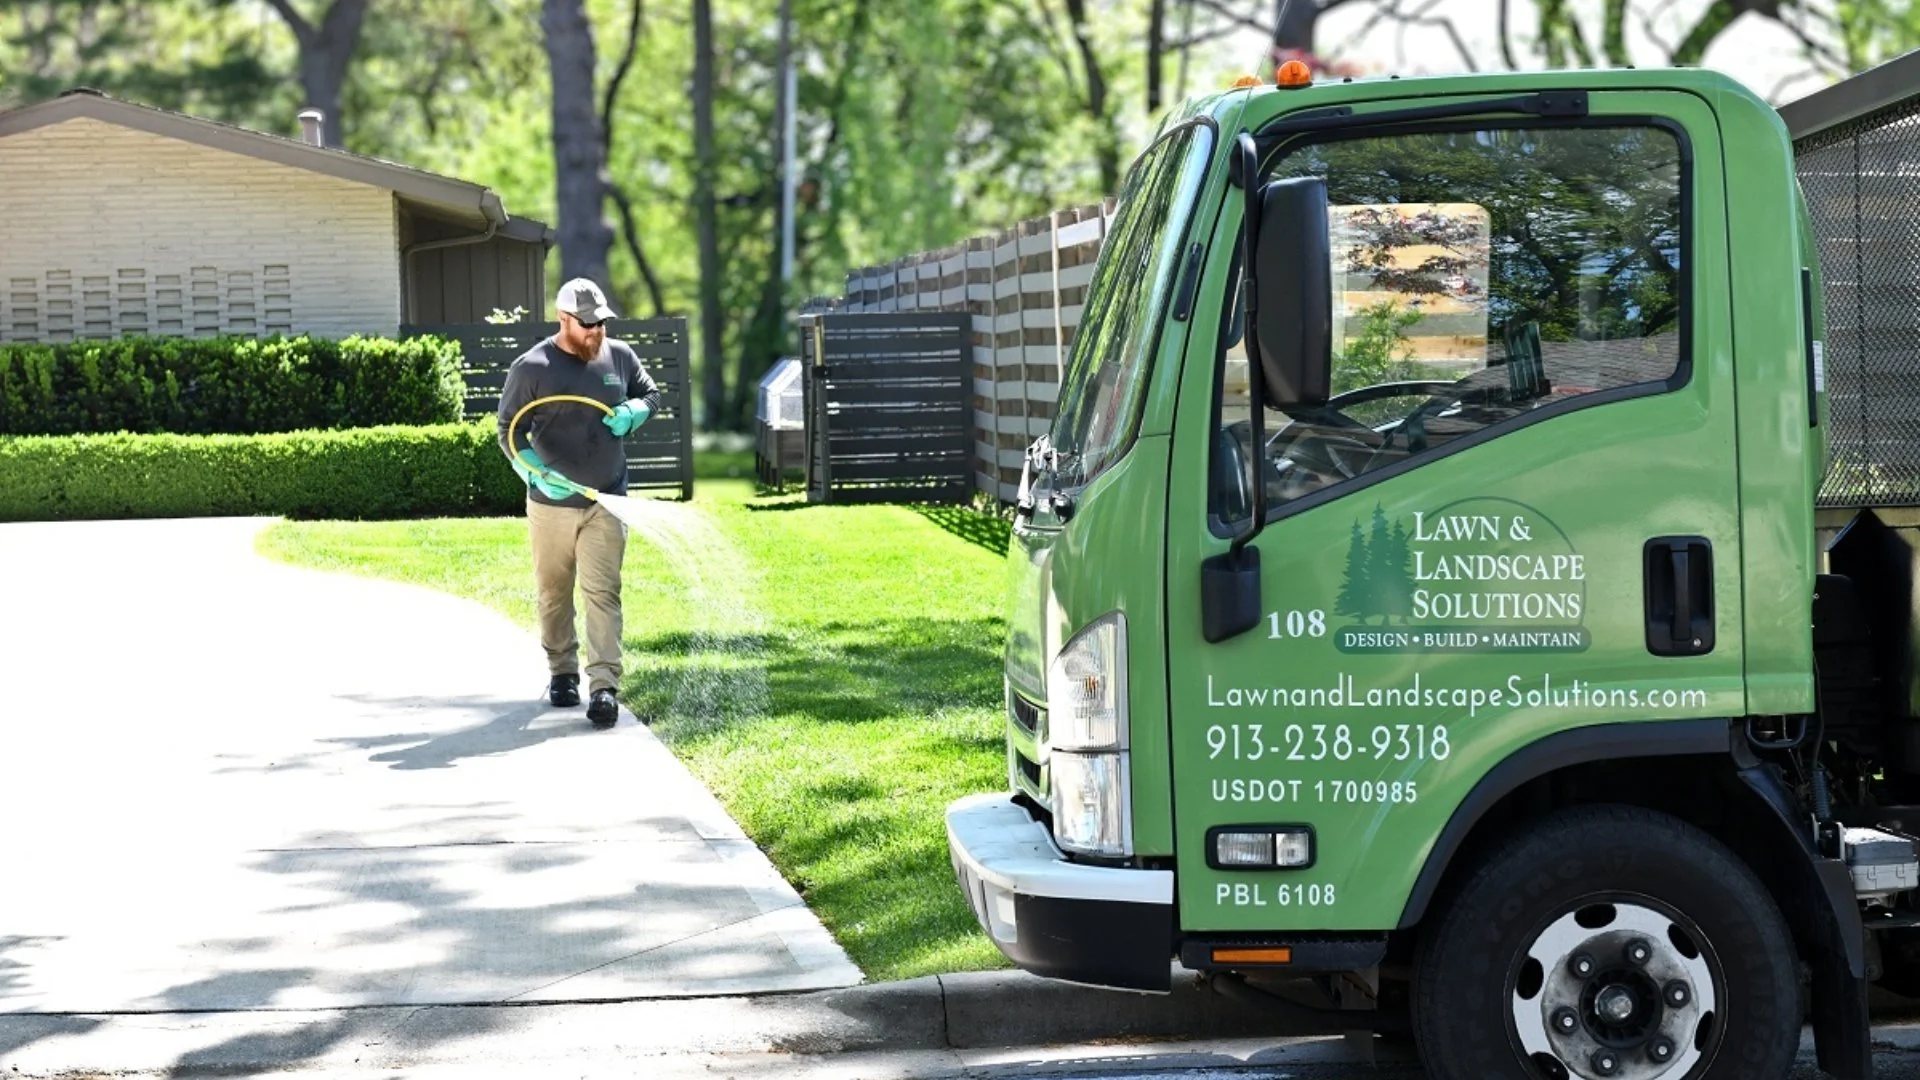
[0,517,858,1021]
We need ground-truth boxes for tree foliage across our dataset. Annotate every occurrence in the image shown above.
[0,1,285,123]
[2,0,1918,429]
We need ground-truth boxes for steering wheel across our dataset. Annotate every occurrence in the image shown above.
[1263,380,1461,480]
[1267,380,1457,440]
[1325,380,1460,412]
[1213,425,1254,524]
[1371,382,1493,462]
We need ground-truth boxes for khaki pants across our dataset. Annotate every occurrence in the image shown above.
[526,498,626,694]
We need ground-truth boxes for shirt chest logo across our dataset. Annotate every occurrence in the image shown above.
[602,373,622,386]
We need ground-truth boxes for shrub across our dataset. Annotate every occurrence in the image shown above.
[0,334,465,436]
[0,421,528,522]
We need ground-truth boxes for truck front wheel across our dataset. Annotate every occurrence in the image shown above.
[1411,804,1798,1080]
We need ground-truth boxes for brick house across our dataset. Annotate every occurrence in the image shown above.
[0,88,552,343]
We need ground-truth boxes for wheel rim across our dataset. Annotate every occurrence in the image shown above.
[1509,899,1721,1080]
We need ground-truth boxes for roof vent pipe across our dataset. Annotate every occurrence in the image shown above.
[297,108,324,147]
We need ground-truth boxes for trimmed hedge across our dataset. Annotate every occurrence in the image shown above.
[0,422,527,522]
[0,335,465,436]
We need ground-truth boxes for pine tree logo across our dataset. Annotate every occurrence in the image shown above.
[1337,506,1416,624]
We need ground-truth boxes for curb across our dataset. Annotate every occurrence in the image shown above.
[0,970,1327,1078]
[759,967,1337,1054]
[14,972,1920,1076]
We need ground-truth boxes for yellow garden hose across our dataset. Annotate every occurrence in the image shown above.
[506,393,614,501]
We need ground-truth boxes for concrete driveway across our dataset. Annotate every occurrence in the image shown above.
[0,517,860,1013]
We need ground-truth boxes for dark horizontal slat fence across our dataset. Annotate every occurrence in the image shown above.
[403,319,694,500]
[803,313,972,505]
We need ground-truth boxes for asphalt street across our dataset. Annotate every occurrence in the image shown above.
[33,1030,1902,1080]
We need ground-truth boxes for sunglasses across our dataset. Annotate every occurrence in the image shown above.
[572,316,606,330]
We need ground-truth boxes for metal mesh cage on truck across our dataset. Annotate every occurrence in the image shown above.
[1796,93,1920,507]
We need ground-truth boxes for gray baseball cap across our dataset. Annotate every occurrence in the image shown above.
[555,277,617,323]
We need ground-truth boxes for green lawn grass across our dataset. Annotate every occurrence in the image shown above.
[257,460,1015,981]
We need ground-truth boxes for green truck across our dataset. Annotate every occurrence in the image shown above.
[944,54,1920,1080]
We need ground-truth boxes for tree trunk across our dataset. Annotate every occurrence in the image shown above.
[1269,0,1371,61]
[1497,0,1520,68]
[1147,0,1166,116]
[264,0,369,147]
[732,250,786,430]
[542,0,614,289]
[1061,0,1118,194]
[692,0,725,429]
[601,0,667,317]
[610,184,669,317]
[1601,0,1631,65]
[1672,0,1780,67]
[1271,0,1320,53]
[726,0,796,427]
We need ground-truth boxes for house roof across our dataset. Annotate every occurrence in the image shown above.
[0,88,552,245]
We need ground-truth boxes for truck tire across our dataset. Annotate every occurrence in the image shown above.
[1411,804,1798,1080]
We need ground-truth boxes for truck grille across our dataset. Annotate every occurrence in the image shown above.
[1015,752,1043,789]
[1009,691,1042,737]
[1006,687,1048,805]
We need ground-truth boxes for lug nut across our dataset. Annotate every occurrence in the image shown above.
[1552,1007,1579,1034]
[1649,1037,1675,1063]
[1624,938,1653,966]
[1592,1048,1621,1076]
[1665,980,1690,1008]
[1569,952,1597,978]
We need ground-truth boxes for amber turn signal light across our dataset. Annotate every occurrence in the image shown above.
[1212,946,1293,965]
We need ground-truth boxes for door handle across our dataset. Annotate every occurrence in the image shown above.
[1670,548,1691,645]
[1645,537,1713,657]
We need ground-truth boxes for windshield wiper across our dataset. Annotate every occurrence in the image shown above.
[1015,435,1049,517]
[1015,435,1079,522]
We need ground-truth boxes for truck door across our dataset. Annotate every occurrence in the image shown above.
[1164,93,1741,934]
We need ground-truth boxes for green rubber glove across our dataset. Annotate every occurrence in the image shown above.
[511,447,579,501]
[603,399,652,437]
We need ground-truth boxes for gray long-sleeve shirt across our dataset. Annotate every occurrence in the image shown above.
[495,336,662,507]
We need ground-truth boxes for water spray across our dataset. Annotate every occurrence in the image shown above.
[504,394,655,528]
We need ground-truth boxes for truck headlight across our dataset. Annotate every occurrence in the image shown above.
[1047,613,1130,856]
[1051,750,1131,856]
[1047,612,1127,751]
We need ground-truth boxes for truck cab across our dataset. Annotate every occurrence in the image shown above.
[947,64,1916,1080]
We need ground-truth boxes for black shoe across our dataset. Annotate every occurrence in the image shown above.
[548,673,580,708]
[588,688,619,728]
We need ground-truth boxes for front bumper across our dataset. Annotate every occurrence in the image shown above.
[945,792,1174,992]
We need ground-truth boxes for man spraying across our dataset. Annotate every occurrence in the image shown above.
[496,278,662,728]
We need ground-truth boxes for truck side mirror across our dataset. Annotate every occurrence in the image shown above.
[1252,176,1332,410]
[1202,136,1298,644]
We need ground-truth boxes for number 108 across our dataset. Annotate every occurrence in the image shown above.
[1269,609,1327,639]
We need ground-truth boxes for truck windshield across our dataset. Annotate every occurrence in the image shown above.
[1051,119,1217,487]
[1214,123,1685,523]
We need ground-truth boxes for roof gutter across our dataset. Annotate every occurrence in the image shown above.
[402,190,507,258]
[399,192,509,325]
